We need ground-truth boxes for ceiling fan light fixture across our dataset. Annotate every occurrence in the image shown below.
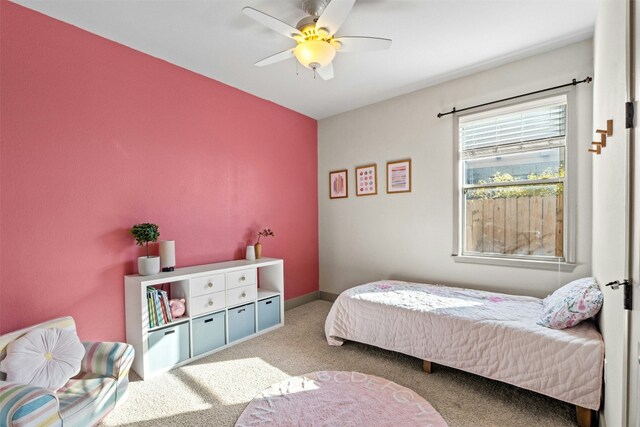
[243,0,392,80]
[294,40,336,69]
[316,27,330,38]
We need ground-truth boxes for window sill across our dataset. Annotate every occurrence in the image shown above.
[451,254,577,271]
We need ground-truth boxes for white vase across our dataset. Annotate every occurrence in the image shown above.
[246,245,256,260]
[138,256,160,276]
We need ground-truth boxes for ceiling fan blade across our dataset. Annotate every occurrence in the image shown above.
[254,48,295,67]
[334,36,392,53]
[316,63,334,80]
[242,7,303,39]
[315,0,356,36]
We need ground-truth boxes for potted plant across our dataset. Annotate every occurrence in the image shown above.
[254,228,274,259]
[130,223,160,276]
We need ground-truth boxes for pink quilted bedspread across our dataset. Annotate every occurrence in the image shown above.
[325,280,604,410]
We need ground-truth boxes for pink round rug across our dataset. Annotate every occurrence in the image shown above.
[235,371,448,426]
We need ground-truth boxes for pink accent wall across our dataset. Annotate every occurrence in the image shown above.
[0,1,318,341]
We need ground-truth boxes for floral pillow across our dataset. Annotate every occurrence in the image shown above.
[537,277,603,329]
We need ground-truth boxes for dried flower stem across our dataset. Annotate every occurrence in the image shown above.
[256,228,275,244]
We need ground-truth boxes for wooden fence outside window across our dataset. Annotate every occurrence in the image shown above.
[465,194,563,257]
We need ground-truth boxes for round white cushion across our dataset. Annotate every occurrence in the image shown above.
[0,328,85,391]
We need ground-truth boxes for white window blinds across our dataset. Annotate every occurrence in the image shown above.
[460,97,567,150]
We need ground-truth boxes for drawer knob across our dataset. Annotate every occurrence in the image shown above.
[240,276,246,281]
[208,300,213,306]
[208,282,213,288]
[241,291,247,298]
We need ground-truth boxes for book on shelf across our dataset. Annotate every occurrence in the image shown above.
[159,293,168,324]
[147,289,157,328]
[147,290,155,328]
[147,286,174,328]
[159,289,173,323]
[153,290,164,326]
[159,300,167,324]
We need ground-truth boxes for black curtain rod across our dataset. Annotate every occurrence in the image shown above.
[436,76,592,118]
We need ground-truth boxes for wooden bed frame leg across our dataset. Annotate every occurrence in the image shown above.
[575,406,592,427]
[422,360,432,374]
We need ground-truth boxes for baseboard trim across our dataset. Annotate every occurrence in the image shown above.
[319,291,338,302]
[284,291,320,310]
[283,290,340,310]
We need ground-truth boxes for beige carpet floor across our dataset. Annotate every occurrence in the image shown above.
[101,300,578,426]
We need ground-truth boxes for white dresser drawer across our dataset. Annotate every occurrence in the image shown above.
[190,274,225,297]
[226,284,257,308]
[190,291,226,317]
[227,269,257,290]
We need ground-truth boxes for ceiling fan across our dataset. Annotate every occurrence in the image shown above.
[242,0,392,80]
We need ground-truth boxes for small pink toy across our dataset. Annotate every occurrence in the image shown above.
[169,298,186,318]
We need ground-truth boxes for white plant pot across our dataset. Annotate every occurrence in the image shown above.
[138,256,160,276]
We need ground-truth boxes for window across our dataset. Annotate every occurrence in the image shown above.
[456,94,570,264]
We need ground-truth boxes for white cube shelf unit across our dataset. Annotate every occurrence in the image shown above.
[124,258,284,379]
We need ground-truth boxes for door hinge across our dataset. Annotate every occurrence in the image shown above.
[626,102,635,129]
[605,279,633,310]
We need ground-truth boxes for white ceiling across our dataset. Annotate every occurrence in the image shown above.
[11,0,596,119]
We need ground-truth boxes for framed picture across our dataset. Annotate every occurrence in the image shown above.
[387,159,411,193]
[329,170,348,199]
[356,164,377,196]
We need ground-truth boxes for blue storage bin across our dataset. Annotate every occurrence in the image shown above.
[192,311,226,357]
[228,303,255,342]
[148,322,189,373]
[258,296,281,331]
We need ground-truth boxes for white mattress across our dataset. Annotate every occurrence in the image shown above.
[325,280,604,410]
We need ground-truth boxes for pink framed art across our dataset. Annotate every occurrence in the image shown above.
[329,170,348,199]
[387,159,411,193]
[356,164,377,196]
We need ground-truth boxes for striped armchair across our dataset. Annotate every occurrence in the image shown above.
[0,317,134,427]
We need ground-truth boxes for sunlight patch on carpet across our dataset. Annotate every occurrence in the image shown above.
[180,357,291,405]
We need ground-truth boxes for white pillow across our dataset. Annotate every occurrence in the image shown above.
[0,328,85,391]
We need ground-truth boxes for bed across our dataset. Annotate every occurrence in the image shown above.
[325,280,604,426]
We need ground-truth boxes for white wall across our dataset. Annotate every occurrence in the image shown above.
[318,40,593,298]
